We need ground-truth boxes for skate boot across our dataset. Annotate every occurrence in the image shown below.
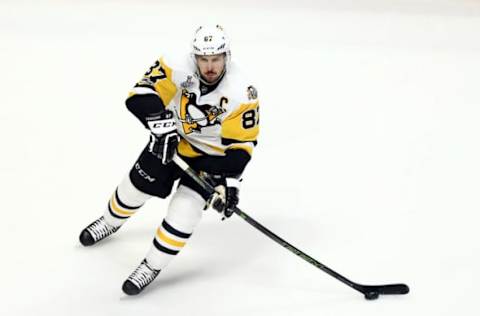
[122,259,160,295]
[79,216,120,246]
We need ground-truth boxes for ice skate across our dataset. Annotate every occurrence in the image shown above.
[122,259,160,295]
[79,216,120,246]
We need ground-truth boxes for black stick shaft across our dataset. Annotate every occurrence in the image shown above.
[172,155,364,293]
[232,206,366,293]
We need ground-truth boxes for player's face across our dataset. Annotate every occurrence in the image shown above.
[195,54,226,83]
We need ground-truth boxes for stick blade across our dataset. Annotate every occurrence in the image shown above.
[362,283,410,296]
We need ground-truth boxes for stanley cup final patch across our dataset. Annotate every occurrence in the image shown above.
[247,85,258,100]
[181,75,194,89]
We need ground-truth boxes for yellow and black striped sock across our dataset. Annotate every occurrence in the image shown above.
[104,188,143,227]
[145,219,193,269]
[153,219,191,255]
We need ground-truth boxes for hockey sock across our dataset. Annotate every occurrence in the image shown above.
[144,185,204,270]
[103,175,151,227]
[145,219,193,270]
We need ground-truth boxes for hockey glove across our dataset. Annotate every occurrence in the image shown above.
[146,110,179,165]
[206,176,241,220]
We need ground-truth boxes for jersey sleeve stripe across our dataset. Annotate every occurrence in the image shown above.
[131,86,158,95]
[222,137,258,146]
[227,143,254,155]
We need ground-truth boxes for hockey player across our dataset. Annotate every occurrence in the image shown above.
[79,25,259,295]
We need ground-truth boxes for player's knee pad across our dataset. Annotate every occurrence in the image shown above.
[165,185,205,234]
[117,174,153,207]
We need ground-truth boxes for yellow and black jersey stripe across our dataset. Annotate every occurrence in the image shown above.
[221,100,259,156]
[129,57,178,106]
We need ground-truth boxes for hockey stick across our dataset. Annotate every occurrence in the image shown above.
[173,155,409,300]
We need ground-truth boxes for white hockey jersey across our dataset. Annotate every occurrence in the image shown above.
[128,53,259,158]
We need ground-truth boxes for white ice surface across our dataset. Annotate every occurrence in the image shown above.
[1,0,480,315]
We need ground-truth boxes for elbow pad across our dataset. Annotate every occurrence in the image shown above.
[126,94,166,127]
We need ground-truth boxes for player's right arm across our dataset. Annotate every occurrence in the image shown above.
[126,57,180,164]
[125,57,178,128]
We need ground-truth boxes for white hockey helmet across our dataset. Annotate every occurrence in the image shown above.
[191,24,231,65]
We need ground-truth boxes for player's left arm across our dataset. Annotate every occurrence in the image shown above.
[202,95,260,219]
[195,97,259,176]
[220,98,259,171]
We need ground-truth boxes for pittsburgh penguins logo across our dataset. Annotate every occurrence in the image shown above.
[179,90,227,134]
